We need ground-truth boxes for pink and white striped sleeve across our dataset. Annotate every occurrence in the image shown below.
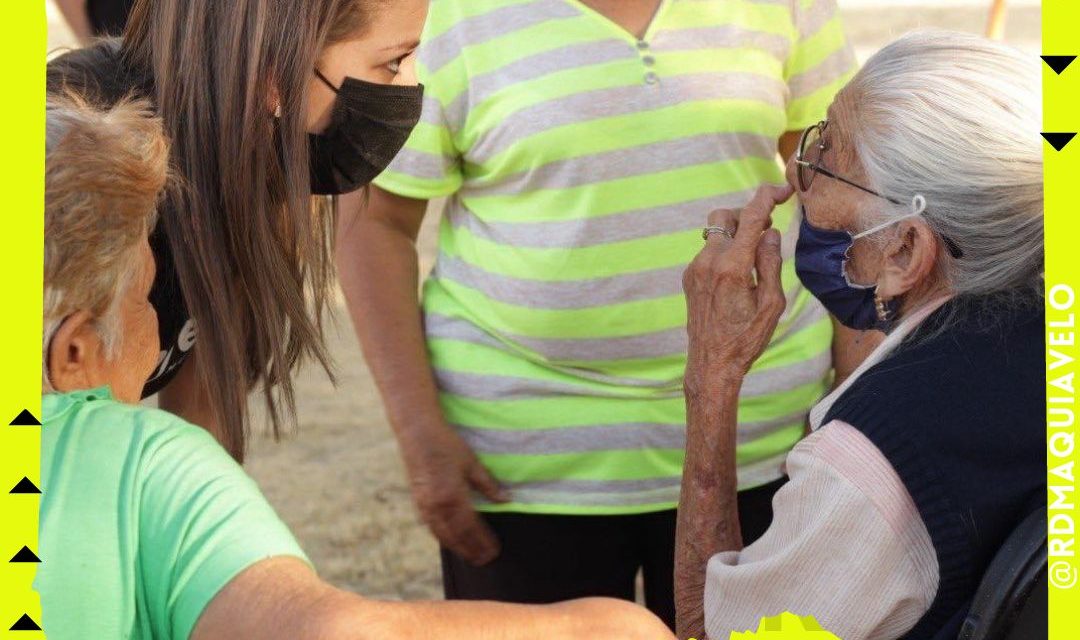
[704,421,939,640]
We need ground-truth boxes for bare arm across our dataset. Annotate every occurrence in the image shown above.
[675,382,742,640]
[334,186,439,459]
[53,0,94,44]
[192,557,675,640]
[334,186,507,566]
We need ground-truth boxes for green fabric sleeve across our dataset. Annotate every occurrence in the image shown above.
[135,421,310,640]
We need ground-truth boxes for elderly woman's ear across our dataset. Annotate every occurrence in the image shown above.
[48,311,108,396]
[44,237,160,405]
[876,218,947,303]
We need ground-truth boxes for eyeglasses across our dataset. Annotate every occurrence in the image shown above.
[795,120,964,259]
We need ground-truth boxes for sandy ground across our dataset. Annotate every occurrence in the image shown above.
[46,0,1040,601]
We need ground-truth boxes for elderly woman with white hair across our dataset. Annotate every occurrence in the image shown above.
[674,30,1044,640]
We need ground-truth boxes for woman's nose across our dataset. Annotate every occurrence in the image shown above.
[393,51,420,87]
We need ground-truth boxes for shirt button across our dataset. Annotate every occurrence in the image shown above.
[644,71,659,85]
[636,40,650,50]
[642,55,656,66]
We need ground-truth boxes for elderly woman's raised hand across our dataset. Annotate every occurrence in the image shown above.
[682,185,794,397]
[675,184,795,638]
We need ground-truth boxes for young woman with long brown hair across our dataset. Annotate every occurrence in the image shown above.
[37,93,673,640]
[47,0,428,461]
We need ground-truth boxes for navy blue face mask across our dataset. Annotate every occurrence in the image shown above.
[794,209,910,331]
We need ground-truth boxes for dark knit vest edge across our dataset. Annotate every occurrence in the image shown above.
[820,295,1045,639]
[824,392,978,639]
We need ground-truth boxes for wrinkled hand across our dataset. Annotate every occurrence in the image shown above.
[402,423,510,566]
[683,185,794,395]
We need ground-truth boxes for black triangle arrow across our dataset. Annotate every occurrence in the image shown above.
[9,477,41,494]
[1042,55,1077,75]
[10,546,41,563]
[1042,132,1077,151]
[9,409,41,426]
[9,614,41,631]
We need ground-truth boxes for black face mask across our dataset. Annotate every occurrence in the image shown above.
[308,70,424,195]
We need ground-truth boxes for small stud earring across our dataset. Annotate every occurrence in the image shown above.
[875,293,891,323]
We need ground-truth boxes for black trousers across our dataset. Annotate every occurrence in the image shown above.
[440,477,786,630]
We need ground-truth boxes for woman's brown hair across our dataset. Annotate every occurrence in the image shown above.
[48,0,373,460]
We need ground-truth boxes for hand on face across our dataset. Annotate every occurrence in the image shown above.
[683,185,794,395]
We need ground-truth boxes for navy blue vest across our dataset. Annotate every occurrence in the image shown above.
[823,295,1046,640]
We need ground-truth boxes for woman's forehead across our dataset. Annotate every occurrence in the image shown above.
[823,99,858,166]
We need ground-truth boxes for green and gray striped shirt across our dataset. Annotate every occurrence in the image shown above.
[374,0,857,514]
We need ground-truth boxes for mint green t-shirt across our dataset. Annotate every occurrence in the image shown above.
[34,388,309,640]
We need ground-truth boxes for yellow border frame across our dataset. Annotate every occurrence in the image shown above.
[1045,2,1080,639]
[0,2,44,638]
[2,2,1075,639]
